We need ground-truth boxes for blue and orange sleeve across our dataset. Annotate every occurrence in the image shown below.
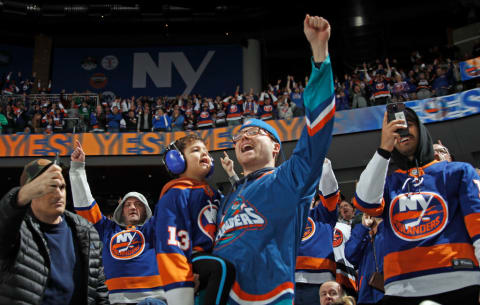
[154,189,194,290]
[278,55,335,199]
[353,194,385,217]
[459,164,480,242]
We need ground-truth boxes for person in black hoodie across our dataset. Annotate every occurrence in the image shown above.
[353,107,480,305]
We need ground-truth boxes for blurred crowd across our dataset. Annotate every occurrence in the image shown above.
[0,44,479,135]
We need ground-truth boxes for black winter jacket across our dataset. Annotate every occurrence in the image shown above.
[0,187,110,305]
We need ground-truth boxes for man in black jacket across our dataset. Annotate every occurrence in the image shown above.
[0,158,109,305]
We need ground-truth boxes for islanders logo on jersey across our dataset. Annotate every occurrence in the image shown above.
[389,192,448,241]
[376,82,385,90]
[110,229,145,260]
[333,228,344,247]
[200,111,210,119]
[302,217,316,242]
[214,195,266,249]
[263,105,273,112]
[198,203,218,241]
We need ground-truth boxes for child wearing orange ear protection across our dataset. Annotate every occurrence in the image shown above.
[154,134,235,305]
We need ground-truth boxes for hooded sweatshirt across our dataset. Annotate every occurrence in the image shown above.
[353,108,480,297]
[69,161,165,304]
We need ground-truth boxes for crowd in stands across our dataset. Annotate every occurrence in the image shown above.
[0,44,479,135]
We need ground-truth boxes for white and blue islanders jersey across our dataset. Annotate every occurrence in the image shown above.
[213,56,336,305]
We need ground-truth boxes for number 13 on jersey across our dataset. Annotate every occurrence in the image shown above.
[167,226,190,251]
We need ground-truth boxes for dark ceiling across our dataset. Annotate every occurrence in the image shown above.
[0,1,478,82]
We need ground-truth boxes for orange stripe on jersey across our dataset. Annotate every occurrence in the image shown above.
[160,178,213,198]
[352,197,384,216]
[336,273,357,291]
[384,242,478,280]
[296,256,336,272]
[464,213,480,238]
[76,203,102,224]
[106,274,163,290]
[156,253,194,286]
[307,106,335,137]
[193,246,205,252]
[231,280,294,301]
[256,170,274,181]
[321,191,339,212]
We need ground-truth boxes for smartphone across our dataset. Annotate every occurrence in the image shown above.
[54,151,60,165]
[386,102,409,137]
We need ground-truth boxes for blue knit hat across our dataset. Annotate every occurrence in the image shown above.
[239,119,281,147]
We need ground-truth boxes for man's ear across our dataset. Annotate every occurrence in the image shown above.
[272,142,281,155]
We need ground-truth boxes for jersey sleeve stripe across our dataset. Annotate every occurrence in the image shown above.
[231,280,294,302]
[306,100,335,137]
[464,213,480,242]
[320,191,340,212]
[384,242,478,281]
[295,256,336,271]
[75,201,102,224]
[336,273,358,291]
[105,275,163,291]
[156,253,194,287]
[352,195,384,217]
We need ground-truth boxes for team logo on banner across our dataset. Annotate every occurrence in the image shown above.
[302,217,316,242]
[333,228,344,247]
[459,57,480,81]
[198,203,218,241]
[423,98,447,120]
[101,55,119,70]
[81,56,97,71]
[90,73,108,89]
[102,91,116,104]
[215,196,266,249]
[389,192,448,241]
[110,229,145,260]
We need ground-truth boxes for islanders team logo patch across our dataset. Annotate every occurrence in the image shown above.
[198,203,218,241]
[110,229,145,260]
[302,217,316,242]
[264,105,273,111]
[215,196,267,249]
[389,192,448,241]
[333,228,343,247]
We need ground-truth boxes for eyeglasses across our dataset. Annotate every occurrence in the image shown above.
[232,127,272,143]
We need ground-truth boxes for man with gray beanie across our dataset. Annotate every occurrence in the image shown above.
[70,140,166,305]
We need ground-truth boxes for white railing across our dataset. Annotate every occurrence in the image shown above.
[1,93,99,106]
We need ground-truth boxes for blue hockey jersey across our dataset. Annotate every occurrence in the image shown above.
[154,178,222,305]
[354,153,480,296]
[296,160,339,284]
[213,56,335,305]
[70,161,165,304]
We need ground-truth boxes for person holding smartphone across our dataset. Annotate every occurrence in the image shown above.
[353,107,480,305]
